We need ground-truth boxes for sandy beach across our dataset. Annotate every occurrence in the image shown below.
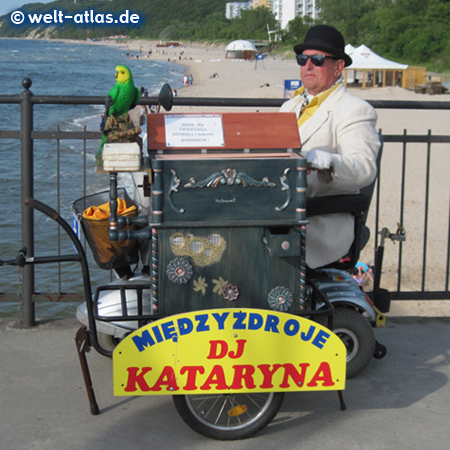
[82,38,450,316]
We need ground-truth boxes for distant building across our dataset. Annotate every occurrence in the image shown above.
[272,0,320,29]
[225,1,273,19]
[226,0,319,28]
[253,0,272,8]
[225,2,253,19]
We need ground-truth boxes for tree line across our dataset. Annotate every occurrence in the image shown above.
[0,0,448,71]
[316,0,450,71]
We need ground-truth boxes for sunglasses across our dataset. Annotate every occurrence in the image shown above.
[296,54,340,66]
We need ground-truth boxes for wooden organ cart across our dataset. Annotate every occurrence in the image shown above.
[84,112,347,440]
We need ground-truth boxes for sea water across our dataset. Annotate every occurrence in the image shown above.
[0,39,185,319]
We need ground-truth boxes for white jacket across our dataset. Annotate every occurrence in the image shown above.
[280,83,380,268]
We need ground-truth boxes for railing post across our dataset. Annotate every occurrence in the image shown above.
[20,78,35,327]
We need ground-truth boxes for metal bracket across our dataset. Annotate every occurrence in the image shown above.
[75,326,100,415]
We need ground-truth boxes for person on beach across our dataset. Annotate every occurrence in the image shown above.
[352,263,375,289]
[360,265,375,289]
[281,25,381,269]
[139,105,148,126]
[355,261,370,278]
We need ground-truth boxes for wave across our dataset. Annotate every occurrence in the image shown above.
[72,113,102,129]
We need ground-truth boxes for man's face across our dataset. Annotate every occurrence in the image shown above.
[300,49,345,96]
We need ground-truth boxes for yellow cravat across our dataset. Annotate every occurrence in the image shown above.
[295,83,341,128]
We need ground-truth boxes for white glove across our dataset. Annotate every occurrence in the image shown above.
[306,149,334,170]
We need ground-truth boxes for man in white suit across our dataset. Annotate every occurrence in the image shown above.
[281,25,380,268]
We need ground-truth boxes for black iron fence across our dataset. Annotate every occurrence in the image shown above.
[1,78,449,326]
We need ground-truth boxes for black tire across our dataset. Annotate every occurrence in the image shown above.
[332,308,376,378]
[373,341,387,359]
[96,332,121,353]
[173,392,284,440]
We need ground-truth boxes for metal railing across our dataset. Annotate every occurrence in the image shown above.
[0,78,449,326]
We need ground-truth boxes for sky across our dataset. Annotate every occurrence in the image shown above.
[0,1,54,17]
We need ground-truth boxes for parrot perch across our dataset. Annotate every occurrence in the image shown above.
[96,65,141,164]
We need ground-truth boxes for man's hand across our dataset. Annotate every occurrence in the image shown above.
[306,149,334,173]
[306,149,334,183]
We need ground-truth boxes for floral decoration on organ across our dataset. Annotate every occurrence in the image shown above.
[222,284,240,302]
[267,286,294,312]
[166,258,193,285]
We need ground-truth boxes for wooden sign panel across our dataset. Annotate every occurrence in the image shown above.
[147,112,301,151]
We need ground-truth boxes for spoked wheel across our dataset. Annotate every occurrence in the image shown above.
[333,308,376,378]
[173,391,284,440]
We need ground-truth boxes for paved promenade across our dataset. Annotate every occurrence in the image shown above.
[1,316,449,450]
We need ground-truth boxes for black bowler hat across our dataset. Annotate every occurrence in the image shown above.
[294,25,352,67]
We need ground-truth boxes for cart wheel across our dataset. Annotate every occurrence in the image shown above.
[173,392,284,440]
[373,341,387,359]
[96,332,121,353]
[333,308,376,378]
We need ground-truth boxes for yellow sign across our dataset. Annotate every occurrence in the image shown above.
[113,308,346,396]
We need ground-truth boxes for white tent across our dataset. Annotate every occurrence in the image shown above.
[344,44,411,88]
[345,44,356,55]
[225,40,258,60]
[347,45,408,70]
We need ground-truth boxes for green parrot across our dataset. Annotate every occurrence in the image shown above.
[96,65,141,163]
